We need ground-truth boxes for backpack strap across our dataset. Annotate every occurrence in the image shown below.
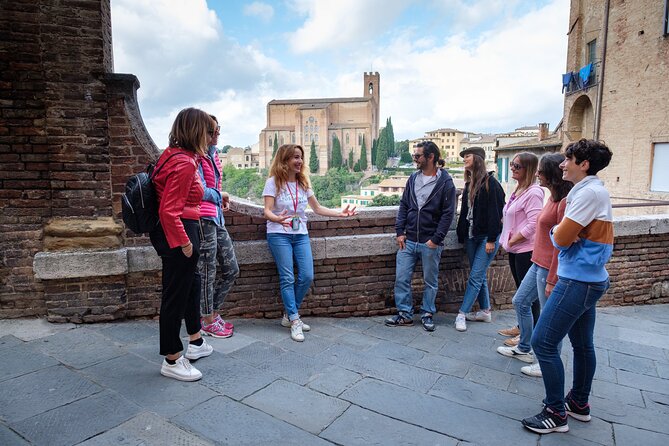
[150,152,191,180]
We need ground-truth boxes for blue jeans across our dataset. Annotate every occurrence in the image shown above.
[512,263,548,352]
[459,236,499,313]
[531,277,610,414]
[393,240,444,317]
[266,233,314,321]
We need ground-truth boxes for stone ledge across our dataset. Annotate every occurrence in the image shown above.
[34,250,128,280]
[32,214,669,279]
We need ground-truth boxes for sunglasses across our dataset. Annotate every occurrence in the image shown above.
[208,125,221,136]
[412,153,423,159]
[510,162,525,170]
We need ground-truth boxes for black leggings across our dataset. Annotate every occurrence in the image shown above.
[509,251,541,326]
[151,219,202,356]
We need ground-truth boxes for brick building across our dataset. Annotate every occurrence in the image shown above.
[562,0,669,199]
[258,73,380,174]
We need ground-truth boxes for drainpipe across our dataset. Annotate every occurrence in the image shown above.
[594,0,611,140]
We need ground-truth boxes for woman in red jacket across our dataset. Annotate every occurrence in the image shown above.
[150,107,215,381]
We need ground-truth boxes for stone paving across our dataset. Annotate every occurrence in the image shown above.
[1,305,669,445]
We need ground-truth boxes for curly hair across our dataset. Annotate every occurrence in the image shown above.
[564,139,612,175]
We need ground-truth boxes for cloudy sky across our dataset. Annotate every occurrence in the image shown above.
[111,0,570,148]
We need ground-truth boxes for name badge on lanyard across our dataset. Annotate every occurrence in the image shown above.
[287,183,300,231]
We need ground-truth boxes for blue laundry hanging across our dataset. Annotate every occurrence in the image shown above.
[579,63,593,88]
[562,72,573,93]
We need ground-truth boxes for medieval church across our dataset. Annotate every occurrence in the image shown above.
[258,73,380,174]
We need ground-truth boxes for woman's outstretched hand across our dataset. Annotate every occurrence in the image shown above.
[275,209,293,228]
[338,205,358,217]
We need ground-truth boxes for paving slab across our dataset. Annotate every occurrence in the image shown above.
[0,424,29,446]
[320,405,459,445]
[12,390,141,446]
[0,343,59,383]
[79,411,214,446]
[194,352,278,401]
[172,396,332,445]
[617,369,669,395]
[340,378,539,445]
[365,339,426,364]
[229,340,285,366]
[415,353,471,378]
[30,329,126,369]
[256,350,329,385]
[0,365,101,422]
[243,380,350,434]
[316,344,441,392]
[80,354,218,417]
[613,423,669,446]
[0,319,76,341]
[307,365,362,397]
[95,321,158,344]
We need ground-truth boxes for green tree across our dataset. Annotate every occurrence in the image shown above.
[376,128,389,171]
[331,135,343,168]
[353,160,361,172]
[348,149,354,171]
[220,164,265,201]
[310,167,363,207]
[359,137,368,171]
[272,133,278,158]
[371,137,378,166]
[369,194,402,206]
[221,145,232,153]
[395,139,409,156]
[309,140,319,174]
[400,151,413,163]
[386,117,396,156]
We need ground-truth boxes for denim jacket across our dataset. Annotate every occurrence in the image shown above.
[395,168,457,245]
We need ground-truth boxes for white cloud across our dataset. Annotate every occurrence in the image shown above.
[287,0,410,54]
[243,2,274,22]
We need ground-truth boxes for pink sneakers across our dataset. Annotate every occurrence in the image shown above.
[201,318,233,338]
[215,314,234,331]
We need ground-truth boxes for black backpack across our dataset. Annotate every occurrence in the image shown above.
[121,153,184,234]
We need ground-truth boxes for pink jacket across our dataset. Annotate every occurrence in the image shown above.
[500,184,544,254]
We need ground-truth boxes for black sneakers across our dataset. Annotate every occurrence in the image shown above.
[421,314,435,331]
[565,391,591,422]
[385,314,413,327]
[521,406,569,434]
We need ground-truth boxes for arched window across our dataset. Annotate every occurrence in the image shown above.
[358,134,362,145]
[268,136,272,146]
[368,82,373,94]
[315,134,319,142]
[280,135,284,144]
[346,133,349,144]
[291,133,295,143]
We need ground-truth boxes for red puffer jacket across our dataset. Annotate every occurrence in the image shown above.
[153,147,204,248]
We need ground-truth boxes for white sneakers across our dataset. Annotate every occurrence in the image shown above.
[161,338,213,382]
[521,362,543,377]
[455,313,467,331]
[185,338,213,360]
[497,345,535,363]
[160,356,202,382]
[290,320,305,342]
[281,314,310,332]
[465,310,492,323]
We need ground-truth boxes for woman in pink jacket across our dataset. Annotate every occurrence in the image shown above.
[493,153,543,335]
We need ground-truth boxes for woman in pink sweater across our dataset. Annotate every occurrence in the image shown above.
[496,153,573,376]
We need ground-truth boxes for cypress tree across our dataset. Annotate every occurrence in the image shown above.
[359,136,368,170]
[272,133,279,157]
[309,140,319,174]
[371,137,378,166]
[331,135,343,168]
[348,149,354,171]
[376,128,389,170]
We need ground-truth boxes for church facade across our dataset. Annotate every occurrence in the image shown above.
[258,73,380,174]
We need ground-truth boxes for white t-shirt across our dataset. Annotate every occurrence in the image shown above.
[263,176,314,234]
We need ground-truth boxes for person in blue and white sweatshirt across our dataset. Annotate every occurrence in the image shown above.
[522,139,613,435]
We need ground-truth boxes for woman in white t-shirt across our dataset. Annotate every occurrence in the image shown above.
[263,144,357,342]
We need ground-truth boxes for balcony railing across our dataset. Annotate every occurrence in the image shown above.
[563,61,601,95]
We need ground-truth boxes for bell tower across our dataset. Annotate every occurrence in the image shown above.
[363,72,380,140]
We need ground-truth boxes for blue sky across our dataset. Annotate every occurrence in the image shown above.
[111,0,570,148]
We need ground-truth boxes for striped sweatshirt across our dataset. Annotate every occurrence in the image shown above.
[550,175,613,282]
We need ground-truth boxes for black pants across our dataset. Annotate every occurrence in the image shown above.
[508,251,541,327]
[150,219,202,356]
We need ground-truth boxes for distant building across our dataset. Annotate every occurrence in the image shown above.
[258,73,380,174]
[460,134,497,165]
[423,128,476,162]
[562,0,669,199]
[340,175,408,208]
[220,147,259,169]
[495,122,562,186]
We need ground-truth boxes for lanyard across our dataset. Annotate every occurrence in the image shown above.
[287,182,299,214]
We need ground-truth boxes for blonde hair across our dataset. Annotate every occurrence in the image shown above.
[269,144,310,193]
[168,107,214,156]
[512,152,539,194]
